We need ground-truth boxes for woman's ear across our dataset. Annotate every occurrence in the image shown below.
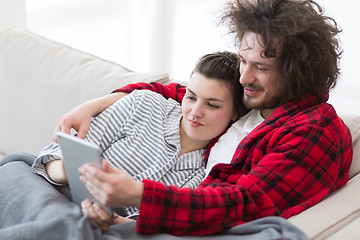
[232,112,239,122]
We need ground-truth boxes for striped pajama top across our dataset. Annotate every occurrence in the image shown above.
[32,90,206,216]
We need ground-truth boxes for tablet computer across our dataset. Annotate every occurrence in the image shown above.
[57,132,113,216]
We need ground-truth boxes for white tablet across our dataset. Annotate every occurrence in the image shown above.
[57,132,113,216]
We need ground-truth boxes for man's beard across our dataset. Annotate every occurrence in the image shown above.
[242,92,284,110]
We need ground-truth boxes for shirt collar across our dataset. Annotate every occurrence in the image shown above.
[163,101,183,147]
[163,100,205,170]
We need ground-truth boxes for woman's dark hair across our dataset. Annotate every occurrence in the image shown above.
[192,51,248,119]
[221,0,342,102]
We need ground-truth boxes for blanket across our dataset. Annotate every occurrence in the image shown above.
[0,153,309,240]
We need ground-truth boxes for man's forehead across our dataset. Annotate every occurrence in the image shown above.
[240,35,262,51]
[239,32,263,50]
[239,32,281,59]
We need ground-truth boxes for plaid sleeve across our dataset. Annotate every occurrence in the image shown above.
[137,178,263,235]
[112,82,187,103]
[138,180,222,235]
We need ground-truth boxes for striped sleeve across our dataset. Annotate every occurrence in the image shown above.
[84,90,138,150]
[31,142,64,186]
[85,90,172,171]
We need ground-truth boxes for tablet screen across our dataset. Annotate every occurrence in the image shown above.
[57,132,113,216]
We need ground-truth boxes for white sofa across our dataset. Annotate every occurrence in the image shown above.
[0,28,359,239]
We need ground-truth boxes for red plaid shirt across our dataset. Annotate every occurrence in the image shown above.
[114,82,353,236]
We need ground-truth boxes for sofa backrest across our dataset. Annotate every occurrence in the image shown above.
[0,28,169,156]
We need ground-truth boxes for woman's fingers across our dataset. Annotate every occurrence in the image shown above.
[81,199,114,231]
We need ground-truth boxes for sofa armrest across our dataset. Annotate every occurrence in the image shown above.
[288,173,360,239]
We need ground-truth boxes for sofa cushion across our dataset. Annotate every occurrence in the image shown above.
[0,28,169,156]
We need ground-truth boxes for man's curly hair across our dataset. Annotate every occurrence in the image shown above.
[221,0,342,102]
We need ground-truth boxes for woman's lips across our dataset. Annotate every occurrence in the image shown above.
[188,119,203,127]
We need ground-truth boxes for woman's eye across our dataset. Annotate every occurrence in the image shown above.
[186,95,196,101]
[207,103,220,109]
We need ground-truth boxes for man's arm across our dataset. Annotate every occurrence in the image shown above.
[112,82,187,103]
[76,119,351,235]
[53,92,128,141]
[135,122,352,235]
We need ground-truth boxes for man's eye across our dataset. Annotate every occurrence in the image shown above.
[257,66,267,71]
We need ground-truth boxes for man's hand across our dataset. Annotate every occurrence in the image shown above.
[79,160,144,209]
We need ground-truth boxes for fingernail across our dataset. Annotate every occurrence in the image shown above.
[79,175,85,183]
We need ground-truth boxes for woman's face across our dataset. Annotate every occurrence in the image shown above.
[181,72,236,147]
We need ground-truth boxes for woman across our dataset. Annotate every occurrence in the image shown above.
[32,51,247,229]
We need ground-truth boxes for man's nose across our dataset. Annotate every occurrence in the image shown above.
[240,65,255,85]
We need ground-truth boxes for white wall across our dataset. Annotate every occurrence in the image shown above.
[0,0,26,32]
[317,0,360,115]
[22,0,360,115]
[26,0,231,80]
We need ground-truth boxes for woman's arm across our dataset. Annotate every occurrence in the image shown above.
[52,92,128,142]
[45,159,68,184]
[53,82,186,142]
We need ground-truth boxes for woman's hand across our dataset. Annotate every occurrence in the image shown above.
[82,199,135,231]
[52,92,128,142]
[52,104,93,142]
[81,199,116,231]
[79,160,144,209]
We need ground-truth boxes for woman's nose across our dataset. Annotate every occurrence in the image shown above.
[191,102,204,118]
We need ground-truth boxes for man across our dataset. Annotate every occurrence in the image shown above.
[56,0,352,236]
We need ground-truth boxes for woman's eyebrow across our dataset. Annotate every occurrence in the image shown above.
[187,88,224,102]
[187,88,196,95]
